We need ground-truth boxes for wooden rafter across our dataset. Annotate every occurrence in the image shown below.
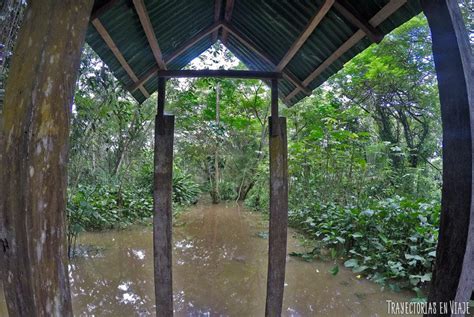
[212,0,223,43]
[94,2,308,100]
[276,0,335,72]
[333,0,384,43]
[129,22,222,92]
[221,0,235,44]
[156,69,282,79]
[221,23,311,96]
[92,19,150,98]
[285,0,407,103]
[167,21,222,64]
[133,0,167,70]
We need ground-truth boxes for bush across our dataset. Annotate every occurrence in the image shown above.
[67,184,153,232]
[244,163,269,211]
[66,167,200,257]
[288,196,439,295]
[173,170,200,205]
[68,172,200,231]
[245,184,268,211]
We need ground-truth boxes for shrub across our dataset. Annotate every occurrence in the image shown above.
[66,168,200,257]
[172,170,200,205]
[288,196,439,295]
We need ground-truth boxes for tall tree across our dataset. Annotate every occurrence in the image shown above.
[331,16,440,172]
[213,83,221,204]
[0,1,93,315]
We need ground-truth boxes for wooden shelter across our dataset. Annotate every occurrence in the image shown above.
[0,0,472,316]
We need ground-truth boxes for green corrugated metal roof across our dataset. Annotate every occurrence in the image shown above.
[86,0,422,106]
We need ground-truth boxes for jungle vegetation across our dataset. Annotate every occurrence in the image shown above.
[64,15,445,297]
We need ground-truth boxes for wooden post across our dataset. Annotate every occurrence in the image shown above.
[265,79,289,317]
[421,0,474,311]
[271,79,279,137]
[153,77,174,316]
[0,1,93,316]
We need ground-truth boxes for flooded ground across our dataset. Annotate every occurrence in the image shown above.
[1,203,415,316]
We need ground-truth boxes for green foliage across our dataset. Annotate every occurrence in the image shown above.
[68,170,200,231]
[66,166,200,256]
[66,183,153,257]
[272,16,441,294]
[67,184,153,232]
[167,45,270,202]
[134,150,201,205]
[289,196,439,292]
[331,15,440,173]
[172,170,201,205]
[67,46,200,256]
[70,45,157,190]
[329,265,339,276]
[245,163,269,211]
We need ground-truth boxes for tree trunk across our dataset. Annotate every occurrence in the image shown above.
[374,103,403,169]
[421,0,474,314]
[213,83,221,204]
[0,1,93,316]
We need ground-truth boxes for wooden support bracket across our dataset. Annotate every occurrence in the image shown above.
[333,0,384,43]
[221,0,235,44]
[271,79,279,136]
[212,0,223,42]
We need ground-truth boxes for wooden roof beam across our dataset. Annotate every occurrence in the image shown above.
[221,0,235,44]
[333,0,384,43]
[133,0,167,70]
[284,0,407,104]
[212,0,223,43]
[129,22,222,92]
[221,23,312,96]
[92,19,150,98]
[166,22,222,64]
[276,0,335,72]
[156,69,282,80]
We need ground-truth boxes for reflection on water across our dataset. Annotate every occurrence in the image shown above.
[0,203,414,316]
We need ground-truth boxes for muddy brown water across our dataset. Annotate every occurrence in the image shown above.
[0,203,415,316]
